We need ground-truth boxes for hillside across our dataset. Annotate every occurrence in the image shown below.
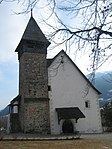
[0,106,9,116]
[87,71,112,107]
[93,71,112,100]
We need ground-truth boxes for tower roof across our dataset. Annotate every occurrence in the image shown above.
[15,16,50,52]
[22,16,49,43]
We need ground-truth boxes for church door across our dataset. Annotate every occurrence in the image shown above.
[62,119,74,134]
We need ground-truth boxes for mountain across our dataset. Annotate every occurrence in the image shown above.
[87,71,112,107]
[93,71,112,100]
[0,106,9,116]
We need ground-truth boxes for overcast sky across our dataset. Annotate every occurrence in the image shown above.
[0,2,112,110]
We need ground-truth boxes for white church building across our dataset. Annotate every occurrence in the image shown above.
[48,50,102,134]
[8,14,102,134]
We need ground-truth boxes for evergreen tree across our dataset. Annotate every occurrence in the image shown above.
[101,101,112,131]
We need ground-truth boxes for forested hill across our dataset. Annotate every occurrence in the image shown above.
[87,71,112,100]
[0,106,9,116]
[87,71,112,107]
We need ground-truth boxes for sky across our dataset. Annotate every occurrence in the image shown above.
[0,1,112,110]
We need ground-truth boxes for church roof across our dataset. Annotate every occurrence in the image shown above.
[15,16,50,52]
[47,59,53,67]
[10,95,21,104]
[22,16,50,44]
[56,107,85,122]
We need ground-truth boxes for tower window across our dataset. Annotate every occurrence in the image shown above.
[85,101,90,108]
[48,85,51,91]
[34,91,36,95]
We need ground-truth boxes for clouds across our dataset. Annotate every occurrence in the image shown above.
[0,4,23,61]
[0,2,24,109]
[0,62,19,108]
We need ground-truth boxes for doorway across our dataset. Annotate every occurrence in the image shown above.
[62,119,74,134]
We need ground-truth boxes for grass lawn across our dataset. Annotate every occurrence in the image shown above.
[0,139,112,149]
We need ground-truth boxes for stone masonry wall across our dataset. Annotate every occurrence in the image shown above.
[19,52,50,133]
[18,96,24,132]
[24,100,50,133]
[10,113,20,133]
[19,53,48,98]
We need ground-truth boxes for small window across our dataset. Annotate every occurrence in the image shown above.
[34,91,36,95]
[85,101,90,108]
[48,85,51,91]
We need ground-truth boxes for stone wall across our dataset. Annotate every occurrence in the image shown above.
[23,99,50,133]
[18,96,24,132]
[10,113,20,133]
[18,52,50,133]
[19,53,48,98]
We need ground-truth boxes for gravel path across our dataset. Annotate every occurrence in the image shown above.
[1,132,112,141]
[81,133,112,141]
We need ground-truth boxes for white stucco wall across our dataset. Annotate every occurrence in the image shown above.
[48,51,102,134]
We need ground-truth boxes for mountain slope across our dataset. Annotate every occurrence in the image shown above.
[88,71,112,100]
[87,71,112,107]
[0,106,9,116]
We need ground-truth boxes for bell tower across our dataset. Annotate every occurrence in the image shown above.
[15,14,50,133]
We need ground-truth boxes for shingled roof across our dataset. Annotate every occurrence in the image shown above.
[23,16,49,43]
[15,16,50,52]
[56,107,85,122]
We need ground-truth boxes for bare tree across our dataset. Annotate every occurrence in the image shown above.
[47,0,112,74]
[1,0,112,75]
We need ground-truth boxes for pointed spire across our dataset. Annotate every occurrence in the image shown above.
[21,17,50,44]
[15,14,51,54]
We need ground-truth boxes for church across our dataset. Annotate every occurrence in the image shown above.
[8,14,102,134]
